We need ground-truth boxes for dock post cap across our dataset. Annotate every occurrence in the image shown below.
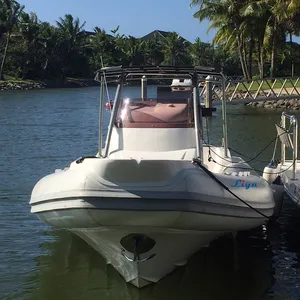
[205,75,214,81]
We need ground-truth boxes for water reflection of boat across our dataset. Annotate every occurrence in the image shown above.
[30,66,279,288]
[28,228,274,300]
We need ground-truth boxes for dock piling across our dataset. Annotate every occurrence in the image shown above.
[205,75,213,109]
[141,76,147,100]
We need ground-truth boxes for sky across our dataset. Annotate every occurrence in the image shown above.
[19,0,215,43]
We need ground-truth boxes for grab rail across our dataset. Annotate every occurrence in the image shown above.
[281,112,298,180]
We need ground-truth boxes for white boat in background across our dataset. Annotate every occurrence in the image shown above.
[263,112,298,212]
[30,66,283,288]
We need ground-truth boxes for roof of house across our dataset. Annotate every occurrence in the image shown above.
[81,30,96,37]
[141,30,190,44]
[141,30,172,40]
[84,29,191,44]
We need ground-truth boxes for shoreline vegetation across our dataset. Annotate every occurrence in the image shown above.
[1,1,300,86]
[246,99,300,110]
[0,78,99,91]
[1,0,300,101]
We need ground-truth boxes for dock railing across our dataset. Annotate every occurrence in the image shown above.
[201,76,300,103]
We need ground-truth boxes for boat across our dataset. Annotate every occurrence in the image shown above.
[30,66,282,288]
[263,112,298,211]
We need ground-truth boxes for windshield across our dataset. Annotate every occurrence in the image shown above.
[115,98,194,128]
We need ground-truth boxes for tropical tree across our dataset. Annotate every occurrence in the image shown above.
[55,14,88,77]
[191,37,214,67]
[56,13,86,44]
[89,27,122,68]
[191,0,300,79]
[2,0,300,81]
[18,12,41,78]
[143,38,164,65]
[282,7,300,77]
[162,32,191,65]
[191,0,251,79]
[262,0,296,78]
[214,44,242,75]
[90,27,110,68]
[0,0,24,79]
[239,1,270,78]
[37,22,62,78]
[122,36,145,66]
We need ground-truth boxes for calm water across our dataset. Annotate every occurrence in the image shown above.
[1,87,300,300]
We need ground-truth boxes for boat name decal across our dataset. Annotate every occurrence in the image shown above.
[231,180,258,189]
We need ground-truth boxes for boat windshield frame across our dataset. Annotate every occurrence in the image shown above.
[95,66,228,160]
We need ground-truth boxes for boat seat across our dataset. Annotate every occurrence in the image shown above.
[108,148,197,161]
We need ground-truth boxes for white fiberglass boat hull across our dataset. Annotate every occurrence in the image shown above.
[72,225,223,288]
[35,208,270,288]
[276,161,300,206]
[30,156,275,287]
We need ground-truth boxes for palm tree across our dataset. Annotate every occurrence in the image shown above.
[122,36,145,66]
[89,27,121,68]
[90,27,109,66]
[162,32,190,66]
[55,14,86,76]
[240,1,270,78]
[191,37,214,67]
[18,12,41,78]
[19,12,40,45]
[143,38,164,65]
[38,22,61,78]
[191,0,251,79]
[262,0,300,78]
[56,14,86,50]
[0,0,24,80]
[283,7,300,76]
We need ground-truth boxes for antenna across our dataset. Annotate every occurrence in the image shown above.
[100,56,111,110]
